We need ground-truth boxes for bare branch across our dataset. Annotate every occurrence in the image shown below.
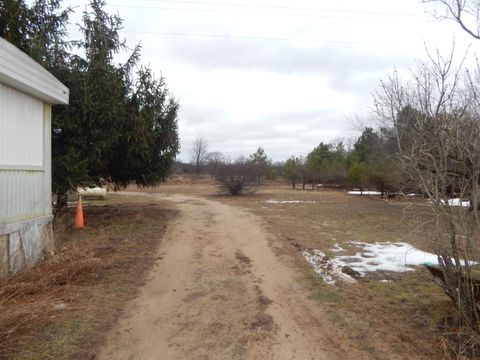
[425,0,480,39]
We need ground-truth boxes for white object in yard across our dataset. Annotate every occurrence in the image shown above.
[266,199,316,204]
[347,190,382,195]
[78,187,107,199]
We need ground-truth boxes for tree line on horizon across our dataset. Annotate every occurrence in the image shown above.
[184,125,402,195]
[282,126,399,193]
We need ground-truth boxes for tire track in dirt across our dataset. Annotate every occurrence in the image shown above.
[98,194,367,359]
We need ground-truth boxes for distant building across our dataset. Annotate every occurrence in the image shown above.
[0,38,69,277]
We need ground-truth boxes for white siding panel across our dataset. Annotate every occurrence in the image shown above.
[0,170,46,223]
[0,37,69,105]
[0,83,43,166]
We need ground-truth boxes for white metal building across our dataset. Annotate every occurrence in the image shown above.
[0,38,69,277]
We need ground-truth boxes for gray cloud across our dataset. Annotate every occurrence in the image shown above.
[178,106,359,161]
[161,38,408,104]
[163,38,404,77]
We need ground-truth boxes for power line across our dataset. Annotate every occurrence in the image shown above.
[100,4,407,21]
[119,30,403,47]
[109,0,424,18]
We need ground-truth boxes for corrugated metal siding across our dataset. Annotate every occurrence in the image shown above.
[0,83,43,166]
[0,170,46,223]
[0,85,51,224]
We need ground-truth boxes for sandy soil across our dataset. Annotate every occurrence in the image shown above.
[98,193,372,360]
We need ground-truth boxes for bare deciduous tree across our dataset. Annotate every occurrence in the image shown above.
[426,0,480,39]
[206,151,226,175]
[190,137,208,175]
[374,49,480,353]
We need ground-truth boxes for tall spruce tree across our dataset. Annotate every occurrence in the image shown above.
[111,66,179,187]
[0,0,71,69]
[54,0,179,205]
[1,0,180,209]
[0,0,31,52]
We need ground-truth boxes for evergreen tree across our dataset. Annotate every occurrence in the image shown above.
[29,0,71,69]
[283,156,304,189]
[306,142,346,185]
[0,0,71,69]
[1,0,180,209]
[347,128,398,193]
[0,0,31,52]
[110,66,179,187]
[249,147,271,167]
[249,147,274,179]
[352,127,382,162]
[54,0,179,199]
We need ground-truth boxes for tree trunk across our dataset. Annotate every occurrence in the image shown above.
[55,193,68,213]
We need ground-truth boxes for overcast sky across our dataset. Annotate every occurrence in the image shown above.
[64,0,477,162]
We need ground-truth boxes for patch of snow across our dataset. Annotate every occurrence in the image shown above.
[446,198,471,207]
[429,198,471,207]
[354,241,473,270]
[347,191,382,195]
[302,249,357,285]
[266,199,316,204]
[341,241,439,275]
[330,243,346,252]
[303,241,467,285]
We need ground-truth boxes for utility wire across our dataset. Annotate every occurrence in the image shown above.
[119,30,404,47]
[99,3,413,21]
[96,4,408,21]
[109,0,424,18]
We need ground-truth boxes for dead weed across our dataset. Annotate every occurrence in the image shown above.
[0,202,176,359]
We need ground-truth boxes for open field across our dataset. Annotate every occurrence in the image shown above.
[1,180,458,359]
[215,186,451,358]
[123,180,453,358]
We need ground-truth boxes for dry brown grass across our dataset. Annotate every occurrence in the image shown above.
[125,180,480,357]
[3,178,462,358]
[124,178,456,357]
[211,184,453,358]
[0,198,177,359]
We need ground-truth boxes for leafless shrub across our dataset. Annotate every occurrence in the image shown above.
[374,48,480,352]
[215,160,264,195]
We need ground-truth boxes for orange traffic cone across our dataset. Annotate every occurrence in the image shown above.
[73,195,84,229]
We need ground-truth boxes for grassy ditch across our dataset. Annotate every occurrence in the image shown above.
[0,198,177,360]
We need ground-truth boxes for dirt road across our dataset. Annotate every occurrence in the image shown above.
[98,194,358,360]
